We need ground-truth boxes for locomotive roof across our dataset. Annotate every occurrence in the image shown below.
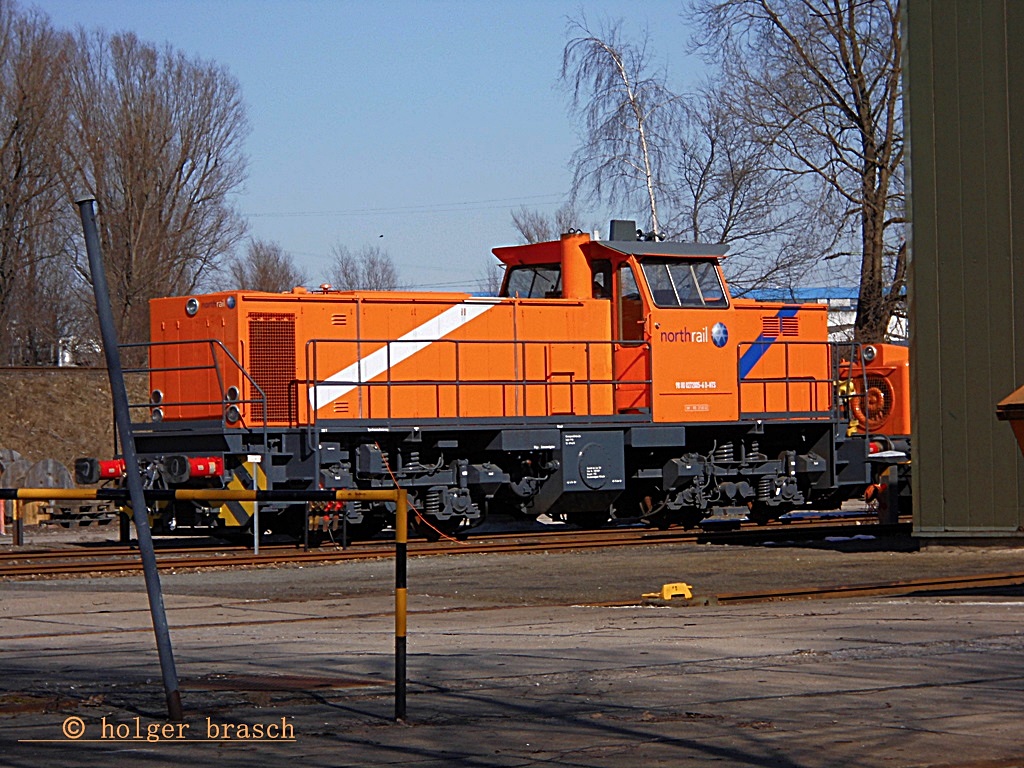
[588,240,730,258]
[493,236,729,266]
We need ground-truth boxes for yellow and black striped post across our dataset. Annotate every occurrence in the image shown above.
[12,499,22,546]
[395,489,408,721]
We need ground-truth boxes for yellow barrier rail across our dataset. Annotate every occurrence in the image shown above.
[2,485,410,721]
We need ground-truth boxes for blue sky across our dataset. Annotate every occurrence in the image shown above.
[31,0,699,291]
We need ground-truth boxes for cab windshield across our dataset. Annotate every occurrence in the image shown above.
[640,258,728,308]
[501,264,561,298]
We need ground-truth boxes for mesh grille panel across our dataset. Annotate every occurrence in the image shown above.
[248,312,296,423]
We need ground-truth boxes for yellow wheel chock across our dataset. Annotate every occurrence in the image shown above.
[642,582,694,601]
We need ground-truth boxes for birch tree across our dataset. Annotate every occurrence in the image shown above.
[561,19,676,238]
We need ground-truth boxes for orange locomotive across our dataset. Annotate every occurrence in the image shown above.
[78,220,908,538]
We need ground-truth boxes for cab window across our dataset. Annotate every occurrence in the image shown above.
[640,258,728,308]
[501,264,561,298]
[618,263,644,341]
[592,259,612,298]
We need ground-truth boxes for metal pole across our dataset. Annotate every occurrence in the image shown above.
[395,490,407,721]
[12,499,23,546]
[76,196,183,722]
[249,455,260,555]
[879,464,901,526]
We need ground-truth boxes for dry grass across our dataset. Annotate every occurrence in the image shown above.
[0,368,148,473]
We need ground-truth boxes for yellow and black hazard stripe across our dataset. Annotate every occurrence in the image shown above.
[221,460,267,528]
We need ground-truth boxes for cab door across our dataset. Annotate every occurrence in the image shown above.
[612,261,650,413]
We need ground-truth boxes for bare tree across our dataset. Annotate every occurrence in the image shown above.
[561,18,678,237]
[476,259,505,295]
[325,243,400,291]
[663,85,834,295]
[63,29,249,346]
[689,0,905,341]
[510,202,581,244]
[362,246,399,290]
[0,1,72,364]
[223,238,305,293]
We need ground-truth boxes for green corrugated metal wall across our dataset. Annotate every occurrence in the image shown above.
[907,0,1024,537]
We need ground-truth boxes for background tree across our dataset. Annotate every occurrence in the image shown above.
[63,29,249,347]
[688,0,905,340]
[223,238,306,293]
[325,243,400,291]
[510,202,580,244]
[0,2,72,364]
[663,86,829,295]
[476,259,505,295]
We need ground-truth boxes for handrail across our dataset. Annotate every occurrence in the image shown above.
[736,339,836,420]
[120,339,269,444]
[835,342,877,442]
[304,336,652,426]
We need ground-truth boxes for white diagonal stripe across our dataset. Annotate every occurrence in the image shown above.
[308,301,499,411]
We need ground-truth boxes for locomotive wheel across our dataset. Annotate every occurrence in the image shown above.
[416,516,472,542]
[747,503,774,526]
[747,502,792,526]
[642,509,673,530]
[674,509,706,530]
[567,509,610,530]
[630,491,670,529]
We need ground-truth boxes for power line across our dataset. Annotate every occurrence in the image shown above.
[244,193,567,219]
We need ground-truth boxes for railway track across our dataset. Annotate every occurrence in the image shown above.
[0,517,902,578]
[575,569,1024,607]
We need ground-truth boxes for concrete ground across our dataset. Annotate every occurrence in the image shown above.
[3,535,1024,767]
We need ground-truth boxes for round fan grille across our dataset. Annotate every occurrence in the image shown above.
[851,375,894,431]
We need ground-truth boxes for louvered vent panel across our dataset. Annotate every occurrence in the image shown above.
[761,317,780,338]
[333,401,349,414]
[780,317,800,336]
[331,314,349,326]
[248,312,296,423]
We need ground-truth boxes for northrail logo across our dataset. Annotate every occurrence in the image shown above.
[19,715,296,744]
[660,322,729,348]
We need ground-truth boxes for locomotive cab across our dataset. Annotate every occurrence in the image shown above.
[495,222,832,424]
